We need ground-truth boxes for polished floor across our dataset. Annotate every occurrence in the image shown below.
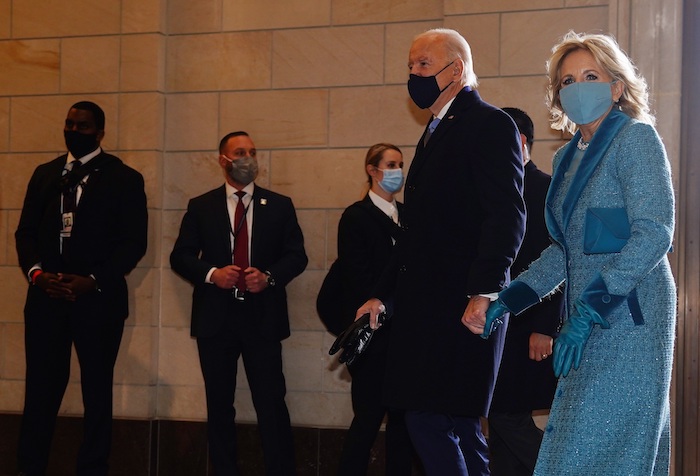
[0,413,423,476]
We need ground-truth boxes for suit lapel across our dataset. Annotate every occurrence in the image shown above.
[212,186,233,263]
[357,196,403,241]
[408,88,476,179]
[249,186,269,265]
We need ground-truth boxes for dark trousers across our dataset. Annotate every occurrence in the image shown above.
[405,411,489,476]
[197,303,295,476]
[337,333,414,476]
[487,412,543,476]
[18,296,124,476]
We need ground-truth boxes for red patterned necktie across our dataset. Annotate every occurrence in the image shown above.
[233,191,249,290]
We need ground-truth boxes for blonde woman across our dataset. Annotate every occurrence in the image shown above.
[473,31,675,475]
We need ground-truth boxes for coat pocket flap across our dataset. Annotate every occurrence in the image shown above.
[583,207,630,254]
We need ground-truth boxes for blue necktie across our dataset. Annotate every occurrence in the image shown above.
[424,117,441,145]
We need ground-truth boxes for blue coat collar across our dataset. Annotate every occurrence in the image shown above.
[546,109,631,240]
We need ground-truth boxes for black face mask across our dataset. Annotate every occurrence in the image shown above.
[64,130,99,158]
[407,61,455,109]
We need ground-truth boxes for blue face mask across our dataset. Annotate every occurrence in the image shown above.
[378,168,404,194]
[559,81,615,125]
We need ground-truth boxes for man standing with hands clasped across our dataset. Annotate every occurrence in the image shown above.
[356,29,526,475]
[170,131,307,475]
[15,101,148,476]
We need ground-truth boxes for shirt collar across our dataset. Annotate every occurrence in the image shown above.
[225,181,256,199]
[368,190,397,218]
[435,97,456,120]
[67,146,102,166]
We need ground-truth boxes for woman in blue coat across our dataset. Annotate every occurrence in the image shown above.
[471,31,676,474]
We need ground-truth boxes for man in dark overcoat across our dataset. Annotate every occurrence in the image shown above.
[358,29,526,476]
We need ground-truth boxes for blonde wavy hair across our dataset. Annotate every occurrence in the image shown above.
[546,31,654,134]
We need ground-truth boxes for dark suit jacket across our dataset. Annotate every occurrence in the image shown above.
[376,88,526,416]
[490,161,564,413]
[336,195,403,330]
[15,152,148,319]
[170,184,308,341]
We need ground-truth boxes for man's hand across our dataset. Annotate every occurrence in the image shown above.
[44,273,97,301]
[211,265,243,289]
[461,295,491,334]
[356,298,385,330]
[529,332,553,362]
[35,272,70,299]
[243,267,268,293]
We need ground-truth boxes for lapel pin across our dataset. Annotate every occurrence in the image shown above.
[260,198,267,205]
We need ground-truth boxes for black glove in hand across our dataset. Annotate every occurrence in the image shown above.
[329,312,387,366]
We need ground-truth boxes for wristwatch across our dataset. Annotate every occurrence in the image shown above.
[264,270,276,287]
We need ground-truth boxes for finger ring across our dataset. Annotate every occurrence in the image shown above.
[541,354,548,359]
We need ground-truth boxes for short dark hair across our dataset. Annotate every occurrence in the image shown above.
[70,101,105,130]
[502,107,534,151]
[219,131,250,153]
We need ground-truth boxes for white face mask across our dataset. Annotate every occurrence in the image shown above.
[378,168,405,193]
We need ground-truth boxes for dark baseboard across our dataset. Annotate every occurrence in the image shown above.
[0,413,421,476]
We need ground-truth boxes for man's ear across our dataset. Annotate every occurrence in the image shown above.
[452,58,464,80]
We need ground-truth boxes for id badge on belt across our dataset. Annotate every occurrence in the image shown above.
[60,212,74,238]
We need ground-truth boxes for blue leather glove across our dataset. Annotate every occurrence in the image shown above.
[553,301,610,377]
[481,299,509,339]
[481,282,541,339]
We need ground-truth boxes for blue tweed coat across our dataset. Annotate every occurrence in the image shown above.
[511,109,676,475]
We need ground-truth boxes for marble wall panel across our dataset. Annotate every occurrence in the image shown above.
[164,94,219,152]
[220,90,329,149]
[331,0,443,24]
[445,0,563,15]
[12,0,120,38]
[122,0,166,34]
[0,99,8,152]
[60,37,121,93]
[0,40,60,96]
[222,0,330,30]
[329,85,431,149]
[167,0,222,34]
[272,26,384,88]
[120,34,166,92]
[166,32,272,92]
[500,7,609,76]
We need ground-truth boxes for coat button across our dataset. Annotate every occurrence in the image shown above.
[602,295,611,304]
[399,265,407,272]
[545,424,554,433]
